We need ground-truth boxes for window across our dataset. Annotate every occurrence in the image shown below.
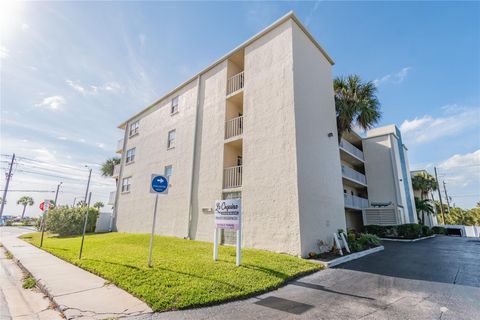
[126,148,136,163]
[164,165,173,184]
[167,129,176,149]
[129,121,139,137]
[171,96,179,114]
[121,177,131,193]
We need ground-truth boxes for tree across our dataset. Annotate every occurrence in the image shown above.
[101,157,120,178]
[93,201,104,210]
[16,196,34,219]
[412,172,437,200]
[333,75,381,142]
[415,197,434,225]
[76,200,86,207]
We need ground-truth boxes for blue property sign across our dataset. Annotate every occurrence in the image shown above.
[150,175,168,193]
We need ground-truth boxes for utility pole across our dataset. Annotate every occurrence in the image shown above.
[53,182,63,207]
[83,166,92,205]
[0,153,15,218]
[434,167,446,225]
[443,181,451,214]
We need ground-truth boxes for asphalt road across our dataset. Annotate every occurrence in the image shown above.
[140,236,480,320]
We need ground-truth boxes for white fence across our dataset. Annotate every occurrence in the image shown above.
[225,116,243,139]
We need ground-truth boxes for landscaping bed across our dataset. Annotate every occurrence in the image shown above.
[20,232,321,312]
[364,224,444,240]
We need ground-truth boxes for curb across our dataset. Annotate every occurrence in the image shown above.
[380,235,436,242]
[2,246,64,317]
[311,245,385,268]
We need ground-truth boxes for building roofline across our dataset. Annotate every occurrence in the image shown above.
[118,11,334,129]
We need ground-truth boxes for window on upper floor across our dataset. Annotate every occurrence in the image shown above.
[126,148,136,163]
[129,121,139,137]
[171,96,179,114]
[167,129,176,149]
[165,165,173,184]
[121,177,131,193]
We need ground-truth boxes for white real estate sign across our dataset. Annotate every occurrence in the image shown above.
[213,198,242,266]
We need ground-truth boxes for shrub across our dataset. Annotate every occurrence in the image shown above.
[363,225,386,237]
[22,276,36,289]
[42,206,99,236]
[364,224,433,239]
[396,224,423,239]
[357,233,381,248]
[5,220,13,226]
[431,226,447,235]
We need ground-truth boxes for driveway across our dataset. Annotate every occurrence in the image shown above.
[140,236,480,320]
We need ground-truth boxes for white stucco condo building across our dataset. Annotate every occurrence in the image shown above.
[111,12,346,257]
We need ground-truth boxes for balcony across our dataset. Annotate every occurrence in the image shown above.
[227,71,244,96]
[339,139,364,161]
[223,165,242,189]
[342,165,367,186]
[344,194,369,210]
[116,138,124,153]
[225,116,243,140]
[112,164,120,178]
[108,191,116,205]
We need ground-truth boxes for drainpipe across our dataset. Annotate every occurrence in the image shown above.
[110,121,129,231]
[186,75,202,239]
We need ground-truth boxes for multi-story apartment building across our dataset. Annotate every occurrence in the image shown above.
[109,12,417,257]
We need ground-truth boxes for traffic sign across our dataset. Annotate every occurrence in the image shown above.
[40,200,54,211]
[150,175,168,193]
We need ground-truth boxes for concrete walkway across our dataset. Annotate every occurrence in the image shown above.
[0,227,152,320]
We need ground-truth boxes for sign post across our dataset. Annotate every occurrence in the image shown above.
[148,174,168,267]
[214,198,242,266]
[39,199,53,248]
[79,192,92,259]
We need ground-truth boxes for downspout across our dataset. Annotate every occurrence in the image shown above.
[110,122,129,231]
[186,75,202,239]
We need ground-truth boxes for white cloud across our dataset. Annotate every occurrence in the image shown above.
[374,67,412,86]
[400,106,480,144]
[96,143,105,149]
[35,96,66,110]
[21,23,29,30]
[139,33,146,47]
[438,150,480,188]
[305,1,322,26]
[66,79,122,95]
[0,46,9,59]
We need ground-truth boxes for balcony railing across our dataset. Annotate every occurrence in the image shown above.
[225,116,243,139]
[108,191,116,205]
[342,165,367,185]
[344,194,369,210]
[339,139,364,160]
[227,71,244,95]
[116,138,124,153]
[112,164,120,178]
[223,165,242,189]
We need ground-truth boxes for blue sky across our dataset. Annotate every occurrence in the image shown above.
[1,1,479,216]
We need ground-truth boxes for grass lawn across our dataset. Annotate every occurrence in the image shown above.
[21,232,321,312]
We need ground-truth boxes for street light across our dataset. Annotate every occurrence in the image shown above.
[83,165,92,206]
[54,182,63,207]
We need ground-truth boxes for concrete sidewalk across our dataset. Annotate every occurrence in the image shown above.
[1,227,152,319]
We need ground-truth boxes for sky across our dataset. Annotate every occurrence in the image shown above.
[1,1,479,217]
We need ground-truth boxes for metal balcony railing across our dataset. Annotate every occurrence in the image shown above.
[223,165,242,189]
[112,164,120,178]
[225,116,243,139]
[342,165,367,185]
[108,191,116,205]
[116,138,124,153]
[344,194,369,209]
[339,139,364,160]
[227,71,244,95]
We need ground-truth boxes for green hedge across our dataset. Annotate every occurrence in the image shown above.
[363,223,434,239]
[37,206,99,236]
[431,226,447,235]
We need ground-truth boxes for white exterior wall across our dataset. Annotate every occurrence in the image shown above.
[291,22,346,256]
[242,20,302,255]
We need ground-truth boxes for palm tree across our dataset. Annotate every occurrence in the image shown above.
[93,201,104,210]
[415,197,434,225]
[412,172,437,200]
[101,157,120,178]
[333,75,381,142]
[17,196,34,219]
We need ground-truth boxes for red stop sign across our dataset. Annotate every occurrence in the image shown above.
[40,200,53,211]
